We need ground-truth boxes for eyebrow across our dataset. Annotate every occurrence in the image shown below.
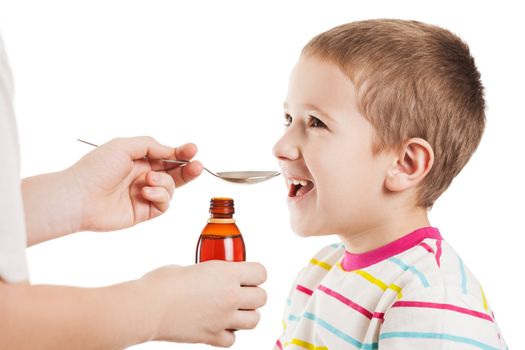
[283,102,334,123]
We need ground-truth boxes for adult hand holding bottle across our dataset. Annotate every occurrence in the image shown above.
[141,261,267,346]
[2,135,267,349]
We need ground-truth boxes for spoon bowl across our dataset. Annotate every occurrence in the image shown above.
[216,171,281,184]
[153,159,280,184]
[77,139,280,184]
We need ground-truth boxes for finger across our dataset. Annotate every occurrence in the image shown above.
[209,330,235,348]
[108,136,176,161]
[150,143,199,171]
[229,310,261,330]
[141,187,171,214]
[145,171,176,198]
[174,143,198,162]
[236,262,267,286]
[167,160,204,188]
[237,287,268,310]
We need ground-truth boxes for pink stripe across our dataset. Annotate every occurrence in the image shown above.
[392,301,494,322]
[419,242,434,253]
[373,312,385,322]
[420,241,443,268]
[318,285,374,319]
[296,284,313,296]
[275,339,283,350]
[435,239,443,267]
[341,227,442,271]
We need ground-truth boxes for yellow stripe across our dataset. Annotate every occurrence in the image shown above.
[388,283,403,299]
[353,269,388,290]
[481,286,488,311]
[285,338,328,350]
[310,258,332,271]
[337,265,403,299]
[282,319,287,330]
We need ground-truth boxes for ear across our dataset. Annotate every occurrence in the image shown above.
[385,138,434,192]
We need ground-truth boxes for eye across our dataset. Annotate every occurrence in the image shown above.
[283,113,292,127]
[308,115,327,129]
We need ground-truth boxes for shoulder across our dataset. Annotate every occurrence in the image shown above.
[394,239,487,303]
[310,242,346,267]
[290,242,345,292]
[379,240,506,349]
[383,237,483,298]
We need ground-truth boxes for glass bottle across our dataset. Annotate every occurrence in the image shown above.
[195,197,246,263]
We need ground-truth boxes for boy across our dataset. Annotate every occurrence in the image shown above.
[272,19,507,349]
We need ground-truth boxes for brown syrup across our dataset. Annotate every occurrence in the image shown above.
[195,198,246,263]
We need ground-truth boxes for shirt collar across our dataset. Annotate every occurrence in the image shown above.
[340,226,442,271]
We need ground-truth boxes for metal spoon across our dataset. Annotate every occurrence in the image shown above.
[77,139,280,184]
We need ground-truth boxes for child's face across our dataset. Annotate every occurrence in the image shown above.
[273,55,393,237]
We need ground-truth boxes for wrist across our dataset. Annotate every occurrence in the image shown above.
[60,167,83,233]
[22,170,83,245]
[130,277,162,343]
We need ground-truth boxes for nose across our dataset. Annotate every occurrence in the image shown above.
[272,126,301,161]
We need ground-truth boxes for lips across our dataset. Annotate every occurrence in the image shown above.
[287,178,315,198]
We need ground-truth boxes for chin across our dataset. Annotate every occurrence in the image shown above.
[290,219,323,237]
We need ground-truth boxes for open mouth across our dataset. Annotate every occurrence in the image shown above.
[287,178,315,198]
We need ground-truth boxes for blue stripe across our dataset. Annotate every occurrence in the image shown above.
[286,298,292,306]
[288,314,301,322]
[388,257,430,287]
[458,255,468,294]
[380,331,499,350]
[303,312,378,349]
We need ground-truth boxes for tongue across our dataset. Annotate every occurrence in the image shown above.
[288,183,300,197]
[296,181,314,197]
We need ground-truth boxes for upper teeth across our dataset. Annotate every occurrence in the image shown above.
[287,179,309,186]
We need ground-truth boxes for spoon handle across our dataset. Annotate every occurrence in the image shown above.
[76,139,218,176]
[160,159,217,177]
[76,139,190,164]
[160,159,190,165]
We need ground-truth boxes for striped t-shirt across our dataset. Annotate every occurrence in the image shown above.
[274,227,507,350]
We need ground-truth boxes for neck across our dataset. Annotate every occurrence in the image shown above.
[338,206,431,254]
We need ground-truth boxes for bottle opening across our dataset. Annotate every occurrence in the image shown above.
[210,197,235,216]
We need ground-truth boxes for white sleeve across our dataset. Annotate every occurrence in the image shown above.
[0,32,29,283]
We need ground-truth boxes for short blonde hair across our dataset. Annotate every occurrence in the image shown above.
[302,19,485,208]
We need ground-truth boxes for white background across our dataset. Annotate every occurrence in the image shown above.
[1,1,523,349]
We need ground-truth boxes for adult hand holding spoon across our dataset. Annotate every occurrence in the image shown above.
[77,139,280,184]
[68,137,203,233]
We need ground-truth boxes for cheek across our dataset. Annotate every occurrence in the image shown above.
[316,150,380,212]
[315,148,360,193]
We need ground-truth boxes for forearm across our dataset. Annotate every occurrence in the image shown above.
[22,170,82,246]
[0,280,154,349]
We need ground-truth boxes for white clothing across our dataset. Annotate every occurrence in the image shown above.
[0,31,29,283]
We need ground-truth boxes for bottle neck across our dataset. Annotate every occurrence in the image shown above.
[208,197,235,223]
[208,217,236,224]
[209,213,235,223]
